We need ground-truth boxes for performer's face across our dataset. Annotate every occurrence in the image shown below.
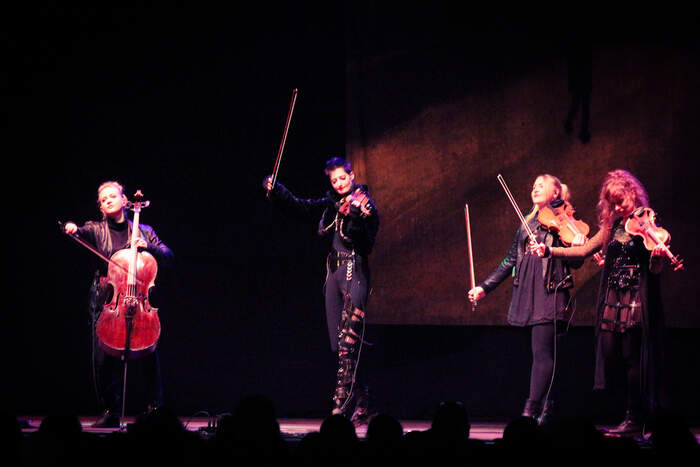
[531,176,559,208]
[328,167,355,195]
[611,197,634,217]
[606,185,635,218]
[98,185,128,219]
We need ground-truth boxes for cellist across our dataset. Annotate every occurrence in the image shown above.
[63,181,173,427]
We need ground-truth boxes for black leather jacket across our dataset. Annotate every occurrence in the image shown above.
[268,181,379,257]
[75,219,174,274]
[479,219,580,294]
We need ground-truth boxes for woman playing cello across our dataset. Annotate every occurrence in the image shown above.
[63,181,173,427]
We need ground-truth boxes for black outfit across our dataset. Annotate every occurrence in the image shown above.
[551,217,664,428]
[267,181,379,416]
[74,217,173,417]
[479,215,580,419]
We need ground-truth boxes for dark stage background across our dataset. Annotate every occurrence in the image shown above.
[5,5,700,422]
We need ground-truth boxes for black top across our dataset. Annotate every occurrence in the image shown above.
[479,216,580,327]
[268,181,379,257]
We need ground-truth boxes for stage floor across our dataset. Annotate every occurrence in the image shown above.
[17,416,700,444]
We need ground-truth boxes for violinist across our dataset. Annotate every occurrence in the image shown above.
[467,174,584,424]
[63,181,173,428]
[531,169,667,435]
[263,157,379,424]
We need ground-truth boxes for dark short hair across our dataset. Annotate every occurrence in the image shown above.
[324,157,352,175]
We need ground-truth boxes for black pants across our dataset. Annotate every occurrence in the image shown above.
[325,254,370,414]
[90,274,163,414]
[324,256,369,352]
[92,317,163,414]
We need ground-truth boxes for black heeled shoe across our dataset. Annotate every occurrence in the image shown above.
[537,400,555,426]
[521,399,542,419]
[606,410,643,435]
[349,386,377,426]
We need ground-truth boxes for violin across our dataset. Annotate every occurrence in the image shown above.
[96,190,161,357]
[538,199,590,246]
[339,188,374,217]
[624,207,684,271]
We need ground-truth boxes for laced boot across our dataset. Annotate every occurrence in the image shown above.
[349,386,376,426]
[332,356,355,416]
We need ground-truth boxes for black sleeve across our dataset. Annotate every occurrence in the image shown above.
[267,180,329,221]
[75,221,100,247]
[478,228,519,294]
[140,224,174,267]
[342,204,380,255]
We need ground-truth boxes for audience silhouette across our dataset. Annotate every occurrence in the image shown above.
[5,397,698,465]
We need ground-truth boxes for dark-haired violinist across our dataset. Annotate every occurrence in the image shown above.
[531,169,669,435]
[63,181,173,427]
[468,174,585,424]
[264,157,379,424]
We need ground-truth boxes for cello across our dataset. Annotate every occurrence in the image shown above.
[96,190,161,358]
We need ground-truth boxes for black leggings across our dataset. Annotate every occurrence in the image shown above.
[528,323,563,403]
[599,328,642,412]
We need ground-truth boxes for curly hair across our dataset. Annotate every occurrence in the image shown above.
[597,169,649,231]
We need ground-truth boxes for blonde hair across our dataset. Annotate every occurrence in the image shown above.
[597,169,649,231]
[97,180,126,219]
[524,174,563,222]
[560,183,571,203]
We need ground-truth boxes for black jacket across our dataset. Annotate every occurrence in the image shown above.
[269,181,379,257]
[76,219,174,274]
[479,218,580,294]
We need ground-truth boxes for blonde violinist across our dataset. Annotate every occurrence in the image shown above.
[468,174,584,424]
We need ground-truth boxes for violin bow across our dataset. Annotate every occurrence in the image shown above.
[267,88,298,197]
[464,204,477,311]
[497,174,538,243]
